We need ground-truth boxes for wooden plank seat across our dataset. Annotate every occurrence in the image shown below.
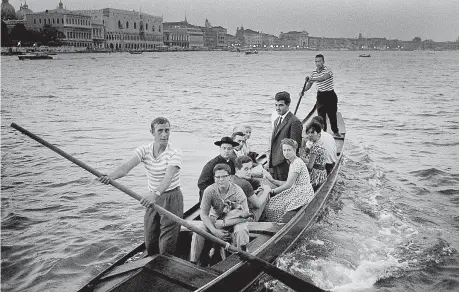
[96,254,221,291]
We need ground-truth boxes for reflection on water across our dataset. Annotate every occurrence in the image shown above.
[1,51,458,291]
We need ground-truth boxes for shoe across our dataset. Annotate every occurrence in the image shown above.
[333,132,342,138]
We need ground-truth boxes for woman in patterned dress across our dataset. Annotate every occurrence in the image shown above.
[301,121,327,190]
[264,138,315,223]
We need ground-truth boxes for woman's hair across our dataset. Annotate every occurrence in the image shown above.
[305,121,322,134]
[281,138,298,151]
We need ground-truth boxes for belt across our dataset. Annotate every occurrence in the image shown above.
[152,186,180,194]
[313,164,325,170]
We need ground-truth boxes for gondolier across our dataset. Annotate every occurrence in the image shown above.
[98,117,184,256]
[300,54,341,137]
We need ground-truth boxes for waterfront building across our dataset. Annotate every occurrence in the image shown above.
[235,26,263,47]
[201,18,227,49]
[25,1,93,48]
[16,2,33,20]
[77,8,163,51]
[163,19,204,49]
[279,31,309,48]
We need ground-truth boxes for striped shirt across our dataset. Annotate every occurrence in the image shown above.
[134,143,182,192]
[311,66,334,92]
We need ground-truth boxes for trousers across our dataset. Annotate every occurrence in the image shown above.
[316,90,339,133]
[144,187,183,255]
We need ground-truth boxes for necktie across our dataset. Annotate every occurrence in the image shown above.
[276,117,282,129]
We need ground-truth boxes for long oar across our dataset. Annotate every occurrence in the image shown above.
[302,104,317,124]
[293,77,310,116]
[10,123,325,292]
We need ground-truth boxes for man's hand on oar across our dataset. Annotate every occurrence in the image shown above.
[139,192,158,208]
[98,174,112,184]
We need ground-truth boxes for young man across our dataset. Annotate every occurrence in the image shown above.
[190,164,250,263]
[197,137,240,201]
[269,91,303,181]
[98,117,183,256]
[233,155,271,222]
[300,54,341,137]
[231,131,248,157]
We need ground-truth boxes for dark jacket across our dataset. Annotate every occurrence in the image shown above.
[269,111,303,167]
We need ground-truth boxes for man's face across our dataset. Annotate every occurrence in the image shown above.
[275,100,289,116]
[214,169,231,189]
[220,143,234,159]
[151,123,170,146]
[237,161,252,179]
[315,57,324,70]
[233,134,245,151]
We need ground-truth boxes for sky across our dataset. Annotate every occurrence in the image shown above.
[9,0,459,41]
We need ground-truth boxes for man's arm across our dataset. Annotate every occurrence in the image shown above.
[248,185,271,208]
[310,72,330,82]
[140,165,180,207]
[99,155,140,183]
[200,197,230,240]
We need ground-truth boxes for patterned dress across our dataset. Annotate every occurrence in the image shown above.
[265,157,315,222]
[308,141,327,189]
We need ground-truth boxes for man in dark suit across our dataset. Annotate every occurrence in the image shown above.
[268,91,303,181]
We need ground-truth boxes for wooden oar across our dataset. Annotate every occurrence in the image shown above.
[302,104,317,124]
[293,76,310,116]
[10,123,325,292]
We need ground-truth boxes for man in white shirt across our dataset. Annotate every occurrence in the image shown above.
[312,116,337,174]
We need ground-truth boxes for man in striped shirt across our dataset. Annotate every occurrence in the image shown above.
[99,117,183,255]
[301,54,341,137]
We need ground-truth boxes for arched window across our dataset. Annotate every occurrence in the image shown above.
[134,22,136,29]
[57,18,59,24]
[34,19,36,24]
[62,18,64,24]
[126,21,129,28]
[145,23,148,30]
[118,20,122,28]
[159,26,161,32]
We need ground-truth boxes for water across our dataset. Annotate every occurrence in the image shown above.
[1,50,458,292]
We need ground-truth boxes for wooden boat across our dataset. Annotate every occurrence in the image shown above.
[18,52,53,60]
[78,110,346,292]
[245,49,258,55]
[359,53,371,57]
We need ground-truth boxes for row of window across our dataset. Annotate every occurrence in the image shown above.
[33,17,90,26]
[117,20,161,32]
[67,31,91,39]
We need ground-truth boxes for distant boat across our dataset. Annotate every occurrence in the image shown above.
[18,52,53,60]
[245,49,258,55]
[359,53,371,57]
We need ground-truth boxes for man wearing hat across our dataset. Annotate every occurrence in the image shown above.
[197,137,240,201]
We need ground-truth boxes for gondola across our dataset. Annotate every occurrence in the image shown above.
[76,109,346,292]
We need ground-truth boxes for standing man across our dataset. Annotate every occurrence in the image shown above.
[300,54,341,137]
[99,117,183,256]
[269,91,303,181]
[197,137,240,201]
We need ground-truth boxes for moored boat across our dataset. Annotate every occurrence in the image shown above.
[18,52,53,60]
[77,108,346,292]
[359,53,371,57]
[245,49,258,55]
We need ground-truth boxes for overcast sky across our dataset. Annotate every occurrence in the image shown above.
[10,0,459,41]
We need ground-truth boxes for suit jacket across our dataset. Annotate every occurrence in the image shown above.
[269,111,303,167]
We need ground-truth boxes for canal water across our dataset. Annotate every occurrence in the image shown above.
[1,50,458,291]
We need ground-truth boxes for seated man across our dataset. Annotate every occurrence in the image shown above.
[232,155,271,222]
[197,137,240,201]
[311,116,337,174]
[232,131,248,157]
[190,164,250,264]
